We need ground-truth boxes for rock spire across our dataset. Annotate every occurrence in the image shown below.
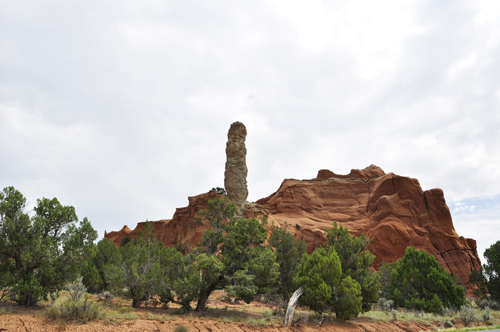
[224,121,248,209]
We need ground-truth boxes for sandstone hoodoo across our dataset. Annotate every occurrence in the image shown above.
[224,121,248,210]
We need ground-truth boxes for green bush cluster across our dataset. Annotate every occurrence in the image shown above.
[458,305,477,327]
[1,185,475,325]
[293,222,380,321]
[45,278,103,322]
[381,247,465,314]
[0,186,97,306]
[268,223,307,303]
[478,298,500,310]
[88,197,279,311]
[470,240,500,307]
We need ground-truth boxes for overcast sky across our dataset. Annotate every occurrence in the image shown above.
[1,0,499,264]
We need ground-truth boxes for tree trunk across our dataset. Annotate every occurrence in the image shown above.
[285,286,304,327]
[195,275,222,312]
[132,298,140,308]
[196,290,210,312]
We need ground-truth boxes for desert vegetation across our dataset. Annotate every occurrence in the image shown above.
[1,185,500,331]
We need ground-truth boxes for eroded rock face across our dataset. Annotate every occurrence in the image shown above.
[105,190,220,251]
[105,165,481,294]
[255,165,481,294]
[224,121,248,209]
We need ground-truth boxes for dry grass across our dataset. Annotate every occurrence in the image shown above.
[360,305,500,331]
[3,289,500,331]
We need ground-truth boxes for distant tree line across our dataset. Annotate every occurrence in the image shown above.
[4,186,498,322]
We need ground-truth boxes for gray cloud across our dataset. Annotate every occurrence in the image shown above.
[1,0,499,262]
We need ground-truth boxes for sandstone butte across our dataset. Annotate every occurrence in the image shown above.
[105,165,481,294]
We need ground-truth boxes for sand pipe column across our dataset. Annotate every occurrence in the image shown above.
[224,121,248,211]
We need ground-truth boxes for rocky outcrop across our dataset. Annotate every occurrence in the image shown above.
[255,165,481,293]
[105,165,481,294]
[224,121,248,210]
[105,190,221,251]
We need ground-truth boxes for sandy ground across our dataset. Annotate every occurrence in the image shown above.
[0,292,477,332]
[0,314,441,332]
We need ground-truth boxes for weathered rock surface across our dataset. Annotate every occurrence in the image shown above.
[105,165,481,294]
[105,190,220,252]
[224,121,248,210]
[254,165,481,293]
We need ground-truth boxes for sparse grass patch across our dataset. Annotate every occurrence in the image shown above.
[45,305,60,320]
[220,313,243,323]
[247,316,267,327]
[118,306,134,314]
[144,312,171,320]
[102,309,138,325]
[173,325,189,332]
[0,307,13,315]
[360,304,500,331]
[360,309,393,321]
[444,325,500,332]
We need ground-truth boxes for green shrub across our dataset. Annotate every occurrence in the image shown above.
[46,294,103,322]
[458,305,476,327]
[384,247,465,312]
[60,296,102,322]
[174,325,189,332]
[0,187,98,306]
[443,306,456,317]
[378,297,394,312]
[482,307,491,322]
[294,247,341,314]
[45,277,102,322]
[106,223,179,308]
[97,291,113,301]
[118,306,134,314]
[45,305,60,320]
[65,277,87,301]
[268,224,307,303]
[82,238,121,293]
[429,294,443,315]
[324,222,380,313]
[335,276,362,321]
[478,297,500,310]
[483,241,500,302]
[0,308,13,315]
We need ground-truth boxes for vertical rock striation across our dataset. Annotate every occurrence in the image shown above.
[224,121,248,210]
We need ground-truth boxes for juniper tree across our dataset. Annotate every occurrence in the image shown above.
[293,247,342,314]
[324,222,380,312]
[81,238,121,293]
[106,223,175,307]
[268,224,307,303]
[385,246,465,312]
[0,186,97,306]
[176,197,279,311]
[484,241,500,302]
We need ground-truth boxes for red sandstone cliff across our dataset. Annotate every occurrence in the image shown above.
[105,190,220,252]
[252,165,481,292]
[104,165,481,293]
